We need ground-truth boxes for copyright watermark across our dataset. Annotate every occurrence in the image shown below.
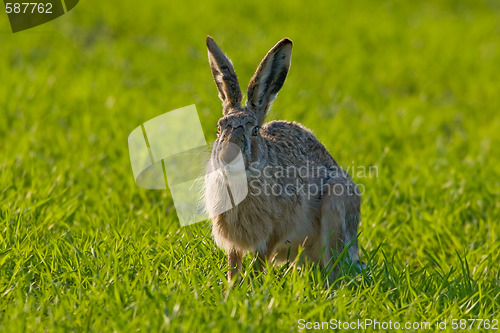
[3,0,79,32]
[298,318,499,331]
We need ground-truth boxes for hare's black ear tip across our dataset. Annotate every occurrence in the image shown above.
[282,38,293,45]
[206,36,215,47]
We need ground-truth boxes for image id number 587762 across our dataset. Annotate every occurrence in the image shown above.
[5,3,53,14]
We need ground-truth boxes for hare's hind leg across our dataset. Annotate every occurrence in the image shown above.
[319,196,343,281]
[319,180,362,281]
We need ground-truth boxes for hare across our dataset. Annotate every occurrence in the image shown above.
[205,36,364,283]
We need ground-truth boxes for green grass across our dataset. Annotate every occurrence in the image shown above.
[1,0,499,331]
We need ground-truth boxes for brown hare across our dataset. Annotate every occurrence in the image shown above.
[204,36,364,283]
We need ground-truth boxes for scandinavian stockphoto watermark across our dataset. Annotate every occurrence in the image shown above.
[128,105,377,226]
[245,162,377,198]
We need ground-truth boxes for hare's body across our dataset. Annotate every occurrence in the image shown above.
[205,37,363,282]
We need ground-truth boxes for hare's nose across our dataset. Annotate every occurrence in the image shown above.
[220,142,240,165]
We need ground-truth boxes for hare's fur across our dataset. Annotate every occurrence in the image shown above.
[205,36,363,282]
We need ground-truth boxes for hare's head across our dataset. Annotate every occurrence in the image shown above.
[206,36,292,171]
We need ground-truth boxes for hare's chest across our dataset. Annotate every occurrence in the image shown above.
[212,211,272,252]
[212,195,319,254]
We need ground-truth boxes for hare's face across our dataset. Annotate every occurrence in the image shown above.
[212,110,259,170]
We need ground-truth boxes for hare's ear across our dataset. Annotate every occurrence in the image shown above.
[206,36,242,113]
[247,38,292,125]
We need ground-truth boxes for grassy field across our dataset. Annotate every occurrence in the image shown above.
[1,0,499,331]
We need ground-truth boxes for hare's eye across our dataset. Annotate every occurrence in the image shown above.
[252,126,259,136]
